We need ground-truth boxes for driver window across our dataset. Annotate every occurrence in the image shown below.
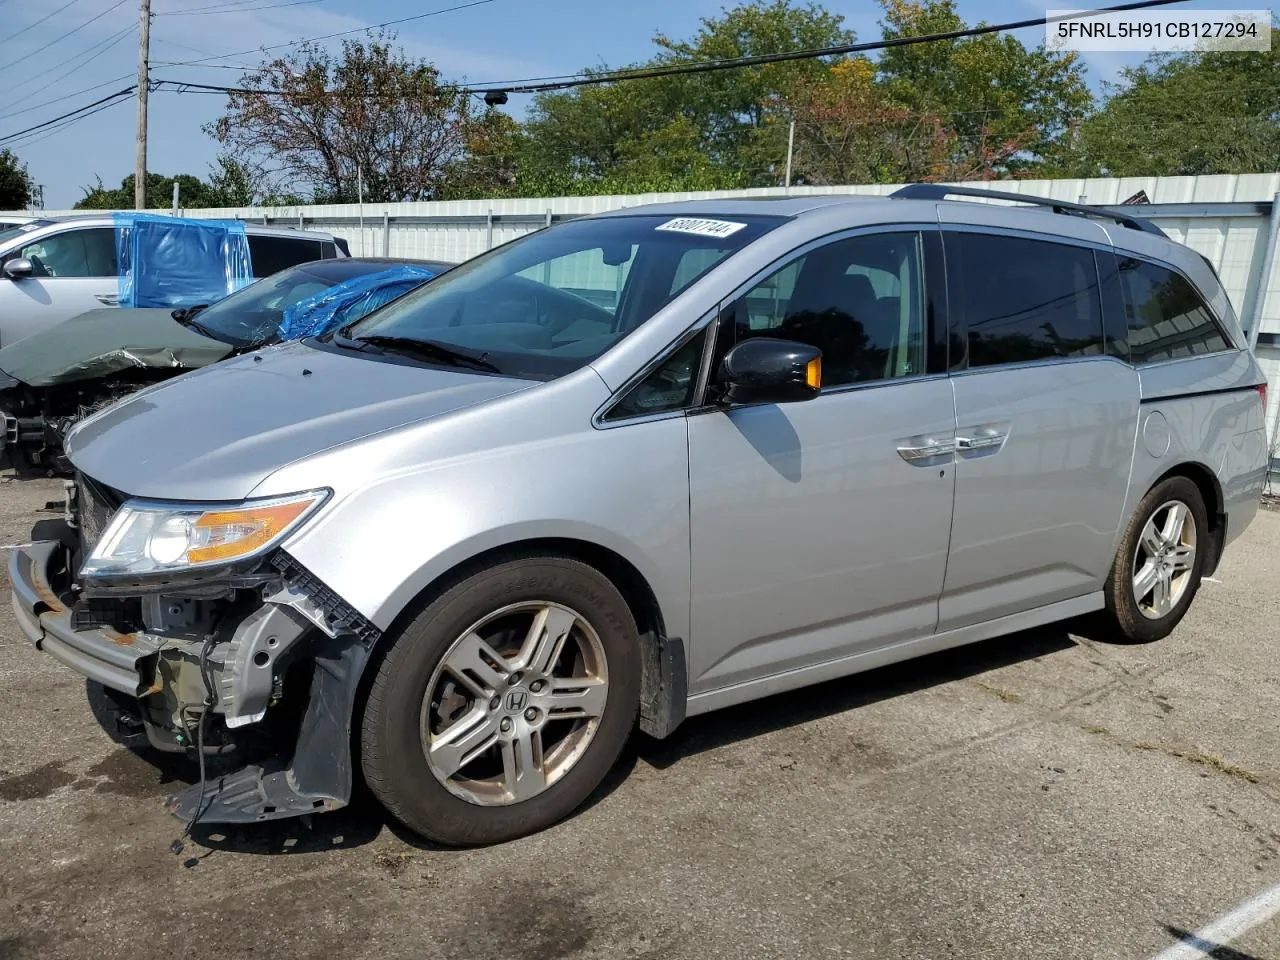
[714,232,926,388]
[19,228,117,278]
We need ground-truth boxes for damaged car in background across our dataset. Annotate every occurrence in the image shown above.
[0,257,450,471]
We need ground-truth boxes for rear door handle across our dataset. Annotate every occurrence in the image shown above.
[897,439,955,463]
[955,434,1004,450]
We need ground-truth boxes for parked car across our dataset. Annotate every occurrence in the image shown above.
[0,215,350,346]
[9,186,1268,847]
[0,257,450,471]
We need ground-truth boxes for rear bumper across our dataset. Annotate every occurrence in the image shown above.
[8,540,162,697]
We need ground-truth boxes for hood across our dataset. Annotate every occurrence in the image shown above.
[0,308,232,388]
[64,339,534,501]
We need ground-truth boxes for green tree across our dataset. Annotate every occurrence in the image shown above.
[0,149,33,209]
[520,1,853,192]
[73,172,228,210]
[1067,27,1280,176]
[876,0,1092,177]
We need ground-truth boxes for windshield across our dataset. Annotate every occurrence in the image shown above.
[192,265,348,346]
[342,214,780,380]
[0,220,51,248]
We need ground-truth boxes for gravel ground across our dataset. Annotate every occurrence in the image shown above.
[2,473,1279,960]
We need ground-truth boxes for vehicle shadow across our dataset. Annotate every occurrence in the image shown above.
[189,617,1091,856]
[634,619,1084,772]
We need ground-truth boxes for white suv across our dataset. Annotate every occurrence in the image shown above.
[0,216,349,346]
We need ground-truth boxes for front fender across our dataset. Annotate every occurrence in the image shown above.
[276,414,693,646]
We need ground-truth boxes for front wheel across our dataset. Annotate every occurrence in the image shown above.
[1102,476,1208,643]
[359,554,640,846]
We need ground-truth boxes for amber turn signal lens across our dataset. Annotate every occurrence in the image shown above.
[186,499,318,564]
[805,357,822,390]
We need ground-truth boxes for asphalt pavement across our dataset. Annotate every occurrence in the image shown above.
[2,473,1279,960]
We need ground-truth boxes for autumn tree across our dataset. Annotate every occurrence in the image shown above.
[208,30,481,203]
[0,149,33,209]
[784,57,950,184]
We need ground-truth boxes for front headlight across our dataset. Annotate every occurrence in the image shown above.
[80,489,329,578]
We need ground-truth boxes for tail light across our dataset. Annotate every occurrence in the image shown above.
[1257,382,1268,413]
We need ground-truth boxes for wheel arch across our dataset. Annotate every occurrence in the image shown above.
[366,535,686,741]
[1150,460,1226,576]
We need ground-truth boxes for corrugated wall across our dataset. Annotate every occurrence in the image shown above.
[8,173,1280,430]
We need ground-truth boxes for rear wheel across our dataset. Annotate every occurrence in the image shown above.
[359,554,640,846]
[1102,476,1207,643]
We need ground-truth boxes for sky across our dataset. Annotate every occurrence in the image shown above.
[0,0,1251,208]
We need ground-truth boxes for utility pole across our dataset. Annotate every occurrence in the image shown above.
[135,0,151,210]
[784,119,795,192]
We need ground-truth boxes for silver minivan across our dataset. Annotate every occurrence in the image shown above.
[9,186,1268,846]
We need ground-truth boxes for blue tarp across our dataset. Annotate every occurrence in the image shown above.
[114,213,252,309]
[277,264,438,341]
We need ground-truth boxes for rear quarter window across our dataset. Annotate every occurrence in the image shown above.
[1112,256,1230,364]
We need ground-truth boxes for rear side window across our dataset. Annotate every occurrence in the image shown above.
[248,235,327,276]
[945,232,1104,368]
[1114,257,1229,364]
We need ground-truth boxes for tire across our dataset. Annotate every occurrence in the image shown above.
[1102,476,1208,643]
[359,553,641,846]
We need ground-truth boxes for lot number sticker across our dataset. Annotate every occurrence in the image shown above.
[656,217,748,239]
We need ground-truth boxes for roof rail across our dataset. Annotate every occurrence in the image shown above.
[890,183,1167,238]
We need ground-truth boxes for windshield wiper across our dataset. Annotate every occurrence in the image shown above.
[351,335,501,373]
[170,305,223,341]
[171,304,209,323]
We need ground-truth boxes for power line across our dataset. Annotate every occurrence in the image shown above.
[14,28,134,98]
[149,0,1194,102]
[153,60,260,69]
[0,70,135,123]
[0,0,85,45]
[0,0,131,76]
[0,85,136,144]
[3,25,134,101]
[469,0,1193,96]
[4,92,133,149]
[157,0,325,15]
[159,0,495,66]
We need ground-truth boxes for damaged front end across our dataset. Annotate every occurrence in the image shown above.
[0,374,163,474]
[9,474,379,823]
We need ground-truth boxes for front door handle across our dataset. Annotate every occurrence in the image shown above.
[897,439,954,463]
[94,293,119,306]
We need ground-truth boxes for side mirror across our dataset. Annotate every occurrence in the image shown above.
[3,258,33,279]
[718,337,822,405]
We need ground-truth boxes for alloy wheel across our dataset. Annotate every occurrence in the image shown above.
[1131,499,1197,620]
[420,601,609,806]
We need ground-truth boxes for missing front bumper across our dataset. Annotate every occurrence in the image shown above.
[11,538,375,825]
